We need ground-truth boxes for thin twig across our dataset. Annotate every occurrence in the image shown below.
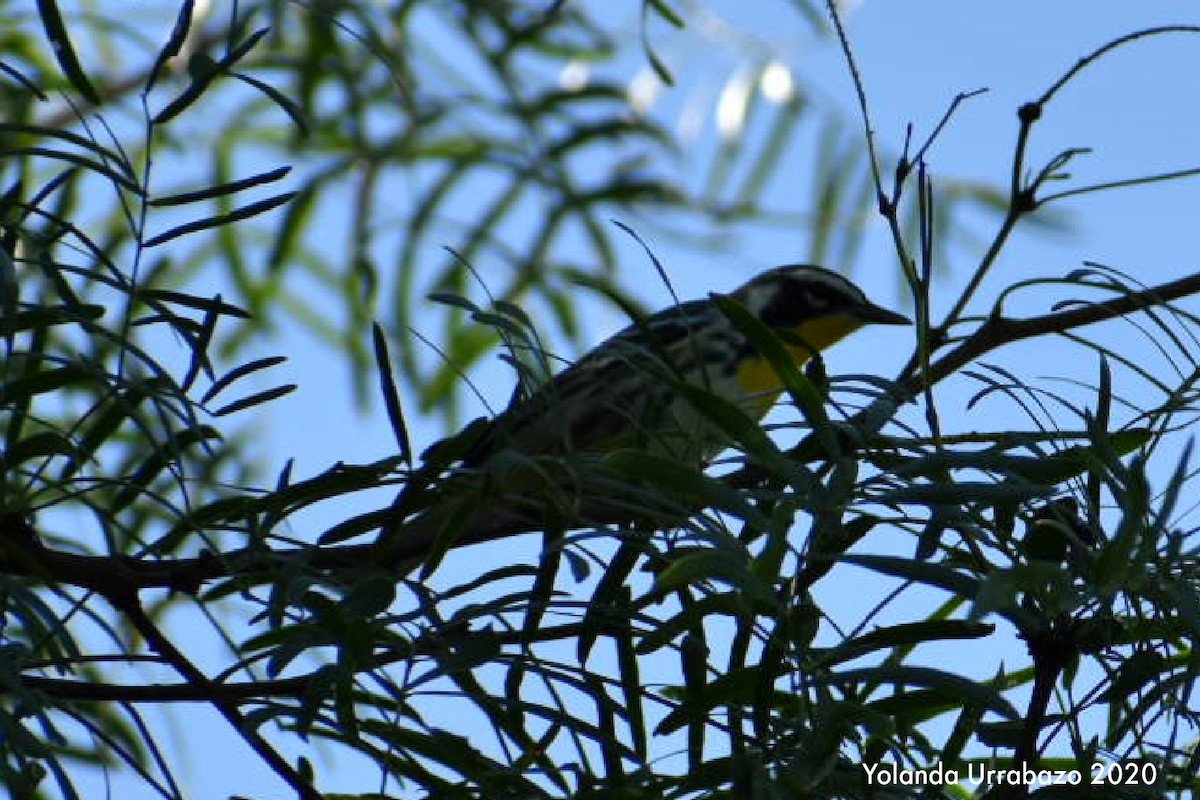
[1037,26,1200,107]
[823,0,884,207]
[1038,164,1200,206]
[111,591,323,800]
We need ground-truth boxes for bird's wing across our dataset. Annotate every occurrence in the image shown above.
[461,299,716,464]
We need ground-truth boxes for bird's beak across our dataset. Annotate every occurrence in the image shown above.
[856,301,910,326]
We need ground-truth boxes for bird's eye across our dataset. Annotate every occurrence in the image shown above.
[761,278,835,326]
[802,287,827,311]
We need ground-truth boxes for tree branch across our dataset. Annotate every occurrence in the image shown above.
[3,270,1199,593]
[907,268,1200,395]
[111,591,323,800]
[21,673,312,703]
[15,621,599,703]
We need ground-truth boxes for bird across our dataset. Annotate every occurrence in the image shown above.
[378,264,909,572]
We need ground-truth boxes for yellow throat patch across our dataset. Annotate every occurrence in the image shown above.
[735,314,866,418]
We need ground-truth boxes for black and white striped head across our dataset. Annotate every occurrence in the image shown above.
[731,264,909,329]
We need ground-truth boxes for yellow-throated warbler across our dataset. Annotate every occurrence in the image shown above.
[458,263,909,465]
[378,264,908,571]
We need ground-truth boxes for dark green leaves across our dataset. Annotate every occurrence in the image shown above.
[35,0,100,103]
[144,191,296,248]
[153,27,272,125]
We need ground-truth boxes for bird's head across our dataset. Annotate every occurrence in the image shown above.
[730,264,909,356]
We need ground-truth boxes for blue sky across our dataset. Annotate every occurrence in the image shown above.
[60,3,1200,797]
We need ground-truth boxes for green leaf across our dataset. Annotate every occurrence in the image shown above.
[579,538,646,662]
[823,665,1020,719]
[373,323,411,466]
[711,292,835,453]
[211,384,296,417]
[639,0,681,85]
[669,380,821,497]
[154,28,271,125]
[0,147,142,194]
[341,576,397,618]
[231,70,310,136]
[602,449,768,526]
[146,0,195,91]
[840,554,981,599]
[144,191,297,248]
[653,548,776,609]
[148,166,292,207]
[136,289,251,319]
[1096,649,1170,702]
[0,304,105,336]
[6,431,77,464]
[818,620,995,667]
[201,356,288,405]
[0,124,133,176]
[876,480,1053,507]
[35,0,100,103]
